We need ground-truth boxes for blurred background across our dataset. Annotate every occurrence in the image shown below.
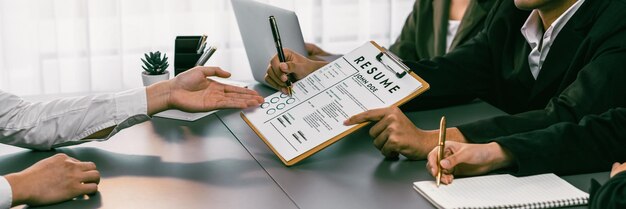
[0,0,413,96]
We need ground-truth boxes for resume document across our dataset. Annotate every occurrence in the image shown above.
[242,42,427,165]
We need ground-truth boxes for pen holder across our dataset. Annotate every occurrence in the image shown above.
[174,36,203,76]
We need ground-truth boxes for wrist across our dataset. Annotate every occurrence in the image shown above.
[447,127,468,143]
[146,80,172,115]
[417,130,440,159]
[5,173,29,206]
[487,142,514,170]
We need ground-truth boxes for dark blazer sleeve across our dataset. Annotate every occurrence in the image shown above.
[400,32,494,110]
[589,172,626,209]
[388,1,425,61]
[492,108,626,176]
[458,38,626,142]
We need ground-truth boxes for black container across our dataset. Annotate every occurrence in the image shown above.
[174,36,203,75]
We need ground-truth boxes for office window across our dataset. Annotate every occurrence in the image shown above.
[0,0,413,96]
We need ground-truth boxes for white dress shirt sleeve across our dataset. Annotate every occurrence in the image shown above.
[0,176,11,209]
[0,88,150,150]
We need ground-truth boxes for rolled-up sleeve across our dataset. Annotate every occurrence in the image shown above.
[0,88,150,150]
[0,176,11,209]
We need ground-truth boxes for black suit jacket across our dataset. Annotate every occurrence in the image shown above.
[493,108,626,176]
[493,108,626,208]
[402,0,626,142]
[495,107,626,208]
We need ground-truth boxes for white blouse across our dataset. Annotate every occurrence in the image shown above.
[446,20,462,53]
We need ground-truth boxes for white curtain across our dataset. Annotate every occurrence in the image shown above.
[0,0,413,96]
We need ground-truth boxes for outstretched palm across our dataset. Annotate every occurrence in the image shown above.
[169,67,263,112]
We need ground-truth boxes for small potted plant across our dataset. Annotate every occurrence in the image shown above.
[141,51,170,86]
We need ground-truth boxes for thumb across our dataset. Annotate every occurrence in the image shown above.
[200,67,231,78]
[439,142,467,171]
[613,162,622,170]
[611,162,624,178]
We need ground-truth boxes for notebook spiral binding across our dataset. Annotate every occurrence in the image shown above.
[541,196,587,209]
[455,196,588,209]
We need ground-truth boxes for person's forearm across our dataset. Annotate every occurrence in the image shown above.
[0,89,147,150]
[88,82,167,138]
[440,128,511,167]
[486,142,514,171]
[417,127,468,158]
[87,80,172,138]
[146,80,172,115]
[424,127,468,143]
[448,127,467,143]
[494,108,626,175]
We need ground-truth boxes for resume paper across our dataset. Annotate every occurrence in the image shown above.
[242,42,425,164]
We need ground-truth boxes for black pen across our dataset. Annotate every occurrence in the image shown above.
[269,15,294,96]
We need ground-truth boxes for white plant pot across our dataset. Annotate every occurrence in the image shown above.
[142,70,170,86]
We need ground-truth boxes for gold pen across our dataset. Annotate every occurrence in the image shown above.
[436,116,447,187]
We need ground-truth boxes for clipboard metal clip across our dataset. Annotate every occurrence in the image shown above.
[376,50,410,78]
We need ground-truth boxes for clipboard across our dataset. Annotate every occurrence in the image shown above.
[241,41,430,166]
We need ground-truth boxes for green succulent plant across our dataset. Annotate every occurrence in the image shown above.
[141,51,169,75]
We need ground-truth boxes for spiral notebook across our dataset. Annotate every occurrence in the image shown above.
[413,173,588,209]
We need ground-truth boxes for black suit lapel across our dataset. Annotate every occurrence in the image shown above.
[529,1,593,100]
[515,45,535,90]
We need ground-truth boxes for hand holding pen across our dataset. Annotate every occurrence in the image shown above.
[426,120,516,186]
[265,16,328,93]
[269,16,295,96]
[264,48,327,93]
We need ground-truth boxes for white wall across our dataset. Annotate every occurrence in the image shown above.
[0,0,413,96]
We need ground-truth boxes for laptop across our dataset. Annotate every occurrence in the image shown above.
[231,0,308,86]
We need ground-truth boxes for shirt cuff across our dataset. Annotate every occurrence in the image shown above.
[0,176,12,209]
[114,87,148,124]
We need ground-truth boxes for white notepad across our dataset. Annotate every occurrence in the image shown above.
[413,174,588,209]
